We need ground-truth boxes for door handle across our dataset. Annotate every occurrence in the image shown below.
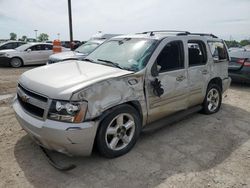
[201,69,209,75]
[176,75,185,82]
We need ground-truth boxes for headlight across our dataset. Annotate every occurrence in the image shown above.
[48,100,88,123]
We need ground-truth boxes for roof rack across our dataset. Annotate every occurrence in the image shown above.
[139,30,218,38]
[186,33,218,38]
[139,30,190,36]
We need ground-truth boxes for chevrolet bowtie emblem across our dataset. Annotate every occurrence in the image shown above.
[21,95,30,103]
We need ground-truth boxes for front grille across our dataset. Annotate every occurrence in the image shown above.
[18,95,44,118]
[17,84,49,119]
[18,84,47,102]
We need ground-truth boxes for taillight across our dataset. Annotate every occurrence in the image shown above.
[236,58,245,65]
[244,60,250,67]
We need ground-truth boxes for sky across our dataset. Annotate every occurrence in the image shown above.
[0,0,250,41]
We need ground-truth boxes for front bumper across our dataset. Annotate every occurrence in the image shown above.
[13,99,99,156]
[0,56,11,66]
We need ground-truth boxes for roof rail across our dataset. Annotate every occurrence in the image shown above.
[178,32,218,38]
[138,30,218,38]
[190,33,218,38]
[139,30,190,36]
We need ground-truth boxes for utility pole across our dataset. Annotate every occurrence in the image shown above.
[68,0,73,50]
[34,30,38,41]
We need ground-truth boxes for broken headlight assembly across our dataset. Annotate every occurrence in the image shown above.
[48,100,88,123]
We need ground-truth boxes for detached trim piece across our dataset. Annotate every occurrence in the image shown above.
[40,146,76,171]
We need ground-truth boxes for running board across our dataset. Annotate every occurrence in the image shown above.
[40,146,76,171]
[143,105,202,133]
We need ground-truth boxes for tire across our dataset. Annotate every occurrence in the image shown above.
[96,104,141,158]
[202,83,222,114]
[10,58,22,68]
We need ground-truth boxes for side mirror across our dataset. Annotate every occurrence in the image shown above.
[27,49,31,52]
[151,63,159,77]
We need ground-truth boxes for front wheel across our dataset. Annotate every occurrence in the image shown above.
[96,104,141,158]
[10,58,22,68]
[202,84,222,114]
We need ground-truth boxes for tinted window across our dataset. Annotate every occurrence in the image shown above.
[188,40,207,66]
[208,41,228,61]
[1,42,15,49]
[156,41,184,72]
[30,45,43,51]
[45,44,52,50]
[17,42,26,47]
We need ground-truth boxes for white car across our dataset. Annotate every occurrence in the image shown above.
[0,43,56,67]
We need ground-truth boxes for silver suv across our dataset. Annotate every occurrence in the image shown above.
[13,31,231,158]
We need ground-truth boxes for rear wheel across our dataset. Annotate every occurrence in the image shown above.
[10,58,22,68]
[96,104,141,158]
[202,84,222,114]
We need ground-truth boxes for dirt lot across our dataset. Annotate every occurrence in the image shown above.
[0,66,250,188]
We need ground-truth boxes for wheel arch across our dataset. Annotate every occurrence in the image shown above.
[92,101,143,152]
[207,77,222,91]
[96,100,143,124]
[11,56,24,66]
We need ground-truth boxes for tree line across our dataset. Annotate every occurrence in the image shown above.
[224,40,250,48]
[9,32,49,42]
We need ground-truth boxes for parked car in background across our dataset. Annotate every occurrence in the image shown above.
[228,49,250,83]
[0,41,26,50]
[47,34,121,64]
[13,31,231,158]
[0,43,54,67]
[47,39,105,64]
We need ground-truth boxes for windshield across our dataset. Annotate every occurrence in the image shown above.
[75,42,100,54]
[15,43,32,51]
[86,38,158,71]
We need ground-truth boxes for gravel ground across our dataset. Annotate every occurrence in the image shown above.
[0,66,250,188]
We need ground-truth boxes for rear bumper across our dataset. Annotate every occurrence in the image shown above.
[222,77,231,93]
[13,98,99,156]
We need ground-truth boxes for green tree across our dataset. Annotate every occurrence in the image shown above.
[240,40,250,47]
[10,32,17,40]
[37,33,49,42]
[21,35,27,41]
[224,40,240,48]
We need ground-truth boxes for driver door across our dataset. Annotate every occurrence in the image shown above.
[24,44,43,65]
[146,39,189,123]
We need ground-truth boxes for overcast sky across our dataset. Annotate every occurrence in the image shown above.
[0,0,250,41]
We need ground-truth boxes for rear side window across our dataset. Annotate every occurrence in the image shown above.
[208,41,228,62]
[1,42,15,49]
[30,45,46,51]
[156,41,184,72]
[45,44,53,50]
[17,42,26,47]
[188,40,207,66]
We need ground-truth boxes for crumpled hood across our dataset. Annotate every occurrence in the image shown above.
[19,60,132,100]
[49,51,86,61]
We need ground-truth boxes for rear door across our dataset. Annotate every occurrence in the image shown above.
[40,44,53,63]
[187,40,210,107]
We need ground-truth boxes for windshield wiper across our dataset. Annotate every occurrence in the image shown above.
[97,59,123,70]
[83,58,94,62]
